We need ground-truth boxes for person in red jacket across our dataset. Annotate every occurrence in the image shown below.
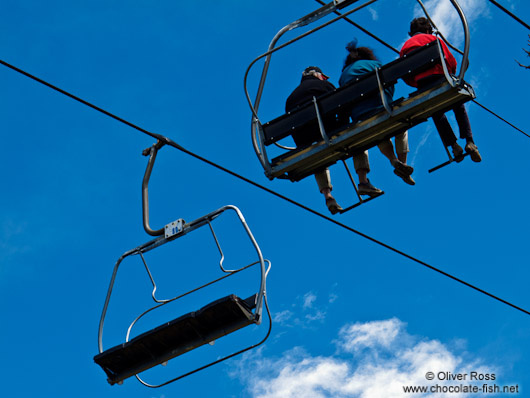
[400,17,481,163]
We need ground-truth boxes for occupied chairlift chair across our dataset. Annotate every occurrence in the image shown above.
[94,141,271,388]
[245,0,475,213]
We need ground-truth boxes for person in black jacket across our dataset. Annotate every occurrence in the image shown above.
[285,67,343,214]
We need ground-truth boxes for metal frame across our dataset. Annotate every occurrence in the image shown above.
[267,82,475,182]
[141,141,167,236]
[97,205,271,387]
[245,0,375,175]
[245,0,473,182]
[375,68,394,116]
[96,144,271,388]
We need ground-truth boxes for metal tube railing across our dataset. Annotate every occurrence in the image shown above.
[141,141,165,236]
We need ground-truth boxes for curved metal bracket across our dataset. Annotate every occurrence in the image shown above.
[416,0,470,81]
[251,117,273,176]
[142,141,166,236]
[375,68,394,116]
[313,96,331,145]
[449,0,471,80]
[435,37,458,88]
[274,142,296,151]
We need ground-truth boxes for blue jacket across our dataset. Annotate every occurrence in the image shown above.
[339,59,394,122]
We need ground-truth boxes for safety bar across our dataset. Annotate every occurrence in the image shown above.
[313,97,331,145]
[339,159,383,213]
[375,68,393,116]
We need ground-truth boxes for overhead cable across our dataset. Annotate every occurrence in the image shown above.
[314,0,399,53]
[472,100,530,139]
[1,58,529,318]
[489,0,530,31]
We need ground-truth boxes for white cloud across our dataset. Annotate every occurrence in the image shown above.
[232,347,349,398]
[303,292,317,309]
[233,318,496,398]
[410,129,432,168]
[415,0,489,45]
[368,7,379,21]
[468,66,488,94]
[274,290,338,328]
[505,0,518,11]
[337,318,402,353]
[273,310,294,324]
[305,310,326,322]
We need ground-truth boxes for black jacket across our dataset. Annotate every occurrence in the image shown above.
[285,75,336,112]
[285,76,339,147]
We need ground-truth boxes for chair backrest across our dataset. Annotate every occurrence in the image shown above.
[262,41,441,146]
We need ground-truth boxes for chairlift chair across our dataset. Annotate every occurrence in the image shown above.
[245,0,475,212]
[94,142,271,388]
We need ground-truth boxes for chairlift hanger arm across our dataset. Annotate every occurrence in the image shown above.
[142,141,166,236]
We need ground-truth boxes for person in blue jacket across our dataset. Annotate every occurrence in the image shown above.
[339,39,415,187]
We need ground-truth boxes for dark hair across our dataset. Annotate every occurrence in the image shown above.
[409,17,433,36]
[343,47,378,70]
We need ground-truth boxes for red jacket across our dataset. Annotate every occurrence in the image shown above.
[399,33,457,87]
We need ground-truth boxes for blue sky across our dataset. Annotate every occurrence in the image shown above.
[1,0,529,397]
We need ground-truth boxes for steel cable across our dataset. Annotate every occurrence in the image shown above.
[1,58,528,317]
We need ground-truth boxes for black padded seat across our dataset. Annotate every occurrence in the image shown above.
[94,294,257,385]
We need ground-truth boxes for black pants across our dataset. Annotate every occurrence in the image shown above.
[417,76,473,147]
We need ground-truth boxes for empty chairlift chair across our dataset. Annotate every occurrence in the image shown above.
[245,0,475,211]
[94,141,271,388]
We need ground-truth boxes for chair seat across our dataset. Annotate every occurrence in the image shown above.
[94,294,257,385]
